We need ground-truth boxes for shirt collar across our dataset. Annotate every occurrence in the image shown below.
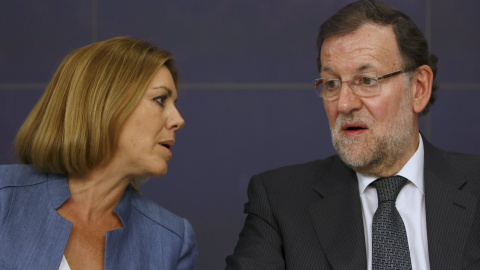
[357,134,425,195]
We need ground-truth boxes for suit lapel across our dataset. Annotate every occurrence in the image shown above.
[309,157,367,269]
[423,140,477,269]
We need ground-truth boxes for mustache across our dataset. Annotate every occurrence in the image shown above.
[334,112,372,131]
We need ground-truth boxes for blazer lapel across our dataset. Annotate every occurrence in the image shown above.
[309,157,367,269]
[423,140,477,269]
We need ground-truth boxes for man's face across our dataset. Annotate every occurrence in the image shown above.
[320,23,418,176]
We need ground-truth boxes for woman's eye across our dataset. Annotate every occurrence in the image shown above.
[153,96,167,107]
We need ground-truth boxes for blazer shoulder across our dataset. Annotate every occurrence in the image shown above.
[129,191,195,243]
[249,156,344,198]
[424,138,480,169]
[255,156,339,182]
[445,151,480,165]
[0,164,47,189]
[444,151,480,187]
[426,144,480,196]
[435,148,480,177]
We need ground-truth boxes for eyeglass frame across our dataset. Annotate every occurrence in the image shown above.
[313,67,417,100]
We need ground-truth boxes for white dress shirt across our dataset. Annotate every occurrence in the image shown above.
[59,255,71,270]
[357,135,430,270]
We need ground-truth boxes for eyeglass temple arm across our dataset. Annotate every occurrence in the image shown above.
[377,66,417,80]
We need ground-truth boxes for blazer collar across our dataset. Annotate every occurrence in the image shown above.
[113,188,133,226]
[423,137,477,269]
[310,156,367,269]
[47,173,71,209]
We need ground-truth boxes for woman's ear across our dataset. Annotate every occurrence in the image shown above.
[411,65,433,113]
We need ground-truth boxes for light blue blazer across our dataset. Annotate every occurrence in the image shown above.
[0,164,197,269]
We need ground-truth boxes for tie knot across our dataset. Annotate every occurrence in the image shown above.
[373,176,408,202]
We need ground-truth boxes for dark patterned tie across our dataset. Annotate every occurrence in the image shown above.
[372,176,412,270]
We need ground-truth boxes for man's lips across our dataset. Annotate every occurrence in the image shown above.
[342,124,368,131]
[341,124,368,136]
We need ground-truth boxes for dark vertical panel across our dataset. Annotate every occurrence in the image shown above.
[0,1,93,82]
[0,89,44,164]
[431,0,480,83]
[430,89,480,154]
[430,0,480,148]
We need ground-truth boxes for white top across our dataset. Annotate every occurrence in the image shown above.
[357,135,430,270]
[59,255,71,270]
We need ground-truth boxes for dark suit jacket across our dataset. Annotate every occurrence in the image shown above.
[226,139,480,269]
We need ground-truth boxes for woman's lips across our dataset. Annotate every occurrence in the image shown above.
[159,140,174,149]
[159,140,174,156]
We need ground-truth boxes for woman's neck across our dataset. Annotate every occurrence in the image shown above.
[64,164,131,222]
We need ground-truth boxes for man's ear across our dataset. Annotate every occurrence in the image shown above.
[411,65,433,113]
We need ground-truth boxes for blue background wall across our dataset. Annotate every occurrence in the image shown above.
[1,0,479,269]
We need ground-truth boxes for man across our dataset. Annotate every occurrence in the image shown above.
[226,1,480,269]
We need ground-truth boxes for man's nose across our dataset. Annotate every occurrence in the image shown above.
[336,82,362,114]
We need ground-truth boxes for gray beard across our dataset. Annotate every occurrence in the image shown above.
[330,87,414,176]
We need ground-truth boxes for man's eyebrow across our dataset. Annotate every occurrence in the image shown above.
[356,64,375,73]
[321,66,333,73]
[152,86,172,97]
[320,66,338,77]
[320,64,375,76]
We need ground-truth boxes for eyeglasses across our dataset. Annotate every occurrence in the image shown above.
[313,68,414,100]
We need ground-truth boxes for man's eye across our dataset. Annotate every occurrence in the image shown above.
[360,77,377,86]
[153,96,167,106]
[324,80,340,89]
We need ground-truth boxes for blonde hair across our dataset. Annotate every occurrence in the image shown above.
[15,37,177,189]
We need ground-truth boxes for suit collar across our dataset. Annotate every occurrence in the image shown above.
[423,138,477,269]
[310,156,367,269]
[312,156,355,197]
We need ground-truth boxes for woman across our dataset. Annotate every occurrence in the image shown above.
[0,37,197,269]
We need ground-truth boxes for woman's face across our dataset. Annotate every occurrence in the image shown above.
[111,66,185,179]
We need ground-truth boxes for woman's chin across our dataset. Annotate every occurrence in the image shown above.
[150,166,168,178]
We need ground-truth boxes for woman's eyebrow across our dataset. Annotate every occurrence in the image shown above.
[152,86,173,96]
[152,86,178,103]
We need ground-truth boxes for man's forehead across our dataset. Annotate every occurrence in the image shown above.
[321,64,377,74]
[320,23,402,72]
[322,24,397,52]
[323,23,396,43]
